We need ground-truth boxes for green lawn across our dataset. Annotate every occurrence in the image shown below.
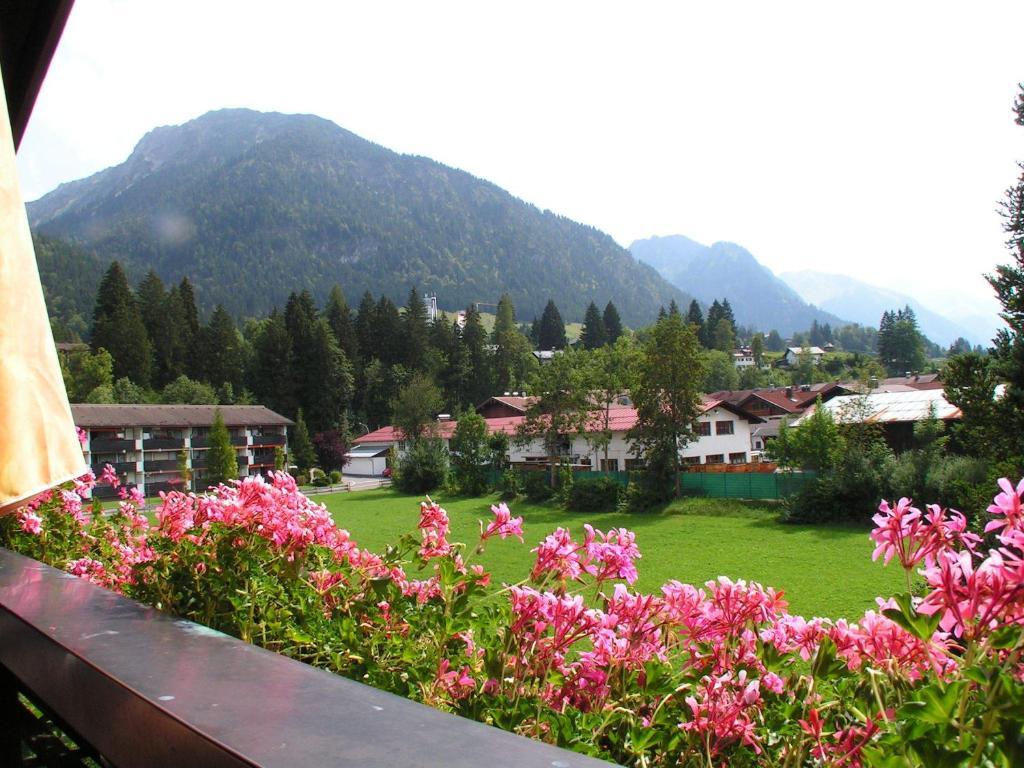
[321,489,906,620]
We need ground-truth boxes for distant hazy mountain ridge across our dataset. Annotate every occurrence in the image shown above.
[630,235,846,336]
[779,270,986,347]
[29,109,690,326]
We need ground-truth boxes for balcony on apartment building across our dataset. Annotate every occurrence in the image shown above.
[87,436,137,453]
[142,436,186,451]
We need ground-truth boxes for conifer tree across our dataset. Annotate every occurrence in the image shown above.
[373,296,403,367]
[983,84,1024,451]
[204,408,239,488]
[178,277,201,377]
[290,409,317,474]
[492,294,532,391]
[249,309,295,416]
[603,301,624,343]
[91,261,153,387]
[537,299,567,350]
[460,305,491,406]
[354,290,377,363]
[668,299,681,318]
[198,305,245,392]
[402,287,429,372]
[325,285,359,364]
[301,320,353,433]
[686,300,704,331]
[580,301,607,349]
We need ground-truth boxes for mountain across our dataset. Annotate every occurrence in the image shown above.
[779,270,987,348]
[629,235,846,336]
[28,109,688,328]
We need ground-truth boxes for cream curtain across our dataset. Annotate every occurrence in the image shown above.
[0,72,87,513]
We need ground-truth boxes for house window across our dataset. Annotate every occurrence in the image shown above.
[624,458,646,471]
[696,422,711,436]
[682,455,701,466]
[705,454,724,464]
[715,421,734,435]
[600,458,619,472]
[729,452,747,464]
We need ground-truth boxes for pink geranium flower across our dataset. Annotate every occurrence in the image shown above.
[481,502,524,541]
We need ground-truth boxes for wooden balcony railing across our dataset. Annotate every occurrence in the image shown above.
[0,548,611,767]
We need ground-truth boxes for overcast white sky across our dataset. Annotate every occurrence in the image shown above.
[14,1,1024,331]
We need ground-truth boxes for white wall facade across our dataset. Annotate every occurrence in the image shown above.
[506,407,755,470]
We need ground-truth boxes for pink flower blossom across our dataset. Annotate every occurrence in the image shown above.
[584,525,641,584]
[530,527,589,583]
[985,477,1024,534]
[481,502,523,541]
[19,511,42,535]
[99,463,121,489]
[417,500,452,559]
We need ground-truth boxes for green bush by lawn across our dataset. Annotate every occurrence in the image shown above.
[321,488,906,619]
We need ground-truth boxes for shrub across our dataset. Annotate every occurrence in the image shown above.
[566,476,622,512]
[393,438,449,494]
[311,475,330,487]
[8,453,1024,766]
[499,469,522,500]
[523,471,553,503]
[329,470,342,484]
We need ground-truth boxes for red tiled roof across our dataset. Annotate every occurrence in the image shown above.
[354,416,525,444]
[355,398,760,444]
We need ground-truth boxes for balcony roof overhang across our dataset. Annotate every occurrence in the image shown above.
[0,0,75,149]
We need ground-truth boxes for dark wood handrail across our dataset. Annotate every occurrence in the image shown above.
[0,548,612,767]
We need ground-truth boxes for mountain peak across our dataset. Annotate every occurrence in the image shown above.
[28,109,690,327]
[631,234,844,335]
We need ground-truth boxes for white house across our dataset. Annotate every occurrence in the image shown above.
[352,398,763,475]
[782,346,826,367]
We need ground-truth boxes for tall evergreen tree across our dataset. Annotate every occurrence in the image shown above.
[301,319,353,433]
[204,408,239,488]
[354,290,377,363]
[290,409,317,474]
[603,301,624,343]
[686,299,704,331]
[178,277,201,377]
[373,295,403,367]
[402,287,429,372]
[537,299,567,350]
[136,270,169,384]
[325,285,359,364]
[720,298,736,328]
[249,309,295,416]
[701,299,723,347]
[983,83,1024,454]
[580,301,607,349]
[668,299,681,318]
[198,305,245,392]
[460,305,491,406]
[91,261,153,387]
[492,294,532,392]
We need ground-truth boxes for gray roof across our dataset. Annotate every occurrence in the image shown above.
[795,389,961,426]
[71,404,293,428]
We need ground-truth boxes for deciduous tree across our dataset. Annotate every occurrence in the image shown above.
[628,312,705,498]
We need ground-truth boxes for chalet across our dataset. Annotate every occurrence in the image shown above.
[781,346,826,367]
[476,395,535,419]
[71,404,291,497]
[793,389,961,452]
[712,382,852,420]
[732,348,756,368]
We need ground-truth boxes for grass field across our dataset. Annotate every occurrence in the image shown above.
[321,489,907,620]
